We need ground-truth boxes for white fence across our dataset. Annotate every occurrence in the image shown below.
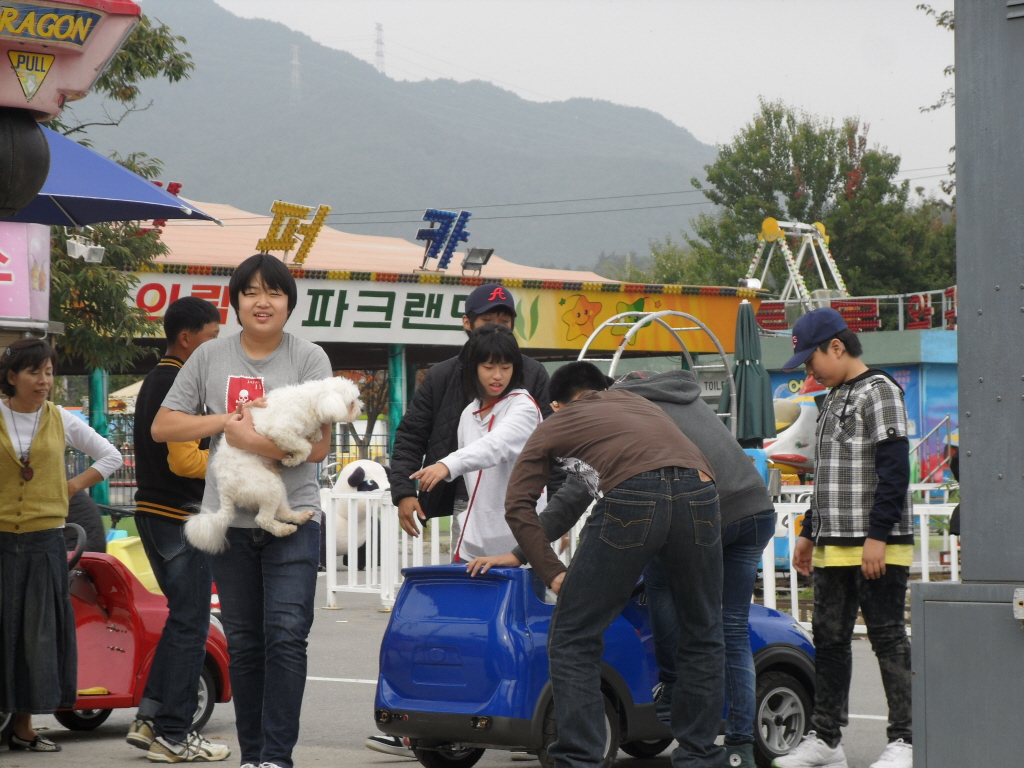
[323,485,959,613]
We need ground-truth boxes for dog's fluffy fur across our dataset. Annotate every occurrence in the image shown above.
[185,376,362,553]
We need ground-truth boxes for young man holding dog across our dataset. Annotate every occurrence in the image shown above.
[373,284,554,758]
[152,254,333,768]
[128,296,229,763]
[505,362,725,768]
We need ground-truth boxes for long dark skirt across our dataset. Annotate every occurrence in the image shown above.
[0,528,78,714]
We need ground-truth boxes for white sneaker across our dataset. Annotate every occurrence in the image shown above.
[870,739,912,768]
[771,731,848,768]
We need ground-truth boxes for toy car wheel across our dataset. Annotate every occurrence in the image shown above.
[191,666,217,732]
[538,694,620,768]
[53,707,113,731]
[411,744,485,768]
[620,738,673,758]
[754,670,812,768]
[0,711,13,743]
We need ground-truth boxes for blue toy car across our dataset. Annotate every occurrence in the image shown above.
[374,565,814,768]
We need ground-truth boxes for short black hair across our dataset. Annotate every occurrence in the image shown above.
[464,306,515,335]
[459,324,523,401]
[549,361,609,404]
[228,253,298,320]
[164,296,221,343]
[1,338,58,397]
[817,328,863,358]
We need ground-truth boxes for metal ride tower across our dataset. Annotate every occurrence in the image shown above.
[741,218,848,310]
[575,310,738,438]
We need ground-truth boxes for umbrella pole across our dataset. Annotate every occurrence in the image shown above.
[50,196,83,228]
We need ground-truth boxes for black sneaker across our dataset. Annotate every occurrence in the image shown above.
[365,734,415,757]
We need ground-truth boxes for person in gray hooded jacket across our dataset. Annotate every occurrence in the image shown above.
[468,369,775,768]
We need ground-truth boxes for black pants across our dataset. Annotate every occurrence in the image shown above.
[811,565,912,746]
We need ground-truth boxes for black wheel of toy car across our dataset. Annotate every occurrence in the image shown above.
[191,666,217,732]
[412,744,485,768]
[620,738,673,758]
[0,711,13,743]
[538,694,619,768]
[754,670,812,768]
[53,707,113,730]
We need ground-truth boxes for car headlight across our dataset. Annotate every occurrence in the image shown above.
[791,622,813,644]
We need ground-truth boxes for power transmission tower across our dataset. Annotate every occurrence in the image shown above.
[375,23,385,75]
[290,44,301,99]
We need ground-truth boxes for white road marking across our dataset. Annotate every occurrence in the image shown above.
[849,714,888,721]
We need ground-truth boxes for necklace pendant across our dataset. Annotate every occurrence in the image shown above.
[21,464,33,481]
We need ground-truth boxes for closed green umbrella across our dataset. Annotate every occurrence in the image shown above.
[719,300,777,448]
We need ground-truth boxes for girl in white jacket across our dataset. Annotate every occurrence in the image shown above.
[411,324,542,561]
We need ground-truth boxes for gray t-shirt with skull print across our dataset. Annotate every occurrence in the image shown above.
[162,332,332,527]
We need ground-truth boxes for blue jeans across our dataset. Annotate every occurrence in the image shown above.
[647,509,776,746]
[547,468,724,768]
[210,522,320,768]
[135,514,212,743]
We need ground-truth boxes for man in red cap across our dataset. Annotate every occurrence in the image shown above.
[366,283,554,757]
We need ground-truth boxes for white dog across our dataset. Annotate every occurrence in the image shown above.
[185,376,363,554]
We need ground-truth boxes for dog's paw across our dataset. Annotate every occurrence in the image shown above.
[261,519,299,538]
[280,452,301,467]
[277,508,315,524]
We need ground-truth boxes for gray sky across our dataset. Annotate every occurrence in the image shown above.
[215,0,955,196]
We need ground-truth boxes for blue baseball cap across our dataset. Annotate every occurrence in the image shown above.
[781,307,849,371]
[465,284,517,317]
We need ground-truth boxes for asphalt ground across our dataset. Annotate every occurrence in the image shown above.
[4,577,896,768]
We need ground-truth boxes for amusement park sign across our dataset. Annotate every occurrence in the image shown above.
[129,267,762,354]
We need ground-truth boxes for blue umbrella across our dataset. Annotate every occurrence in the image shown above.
[1,126,217,227]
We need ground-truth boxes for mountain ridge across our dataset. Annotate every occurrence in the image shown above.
[74,0,718,268]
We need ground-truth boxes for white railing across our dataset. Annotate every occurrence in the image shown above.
[324,485,960,613]
[323,489,463,608]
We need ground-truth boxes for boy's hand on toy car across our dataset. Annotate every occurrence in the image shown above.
[793,537,814,577]
[466,553,522,577]
[410,462,451,492]
[861,538,887,579]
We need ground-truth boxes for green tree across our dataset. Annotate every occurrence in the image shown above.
[45,17,194,372]
[638,99,955,296]
[49,15,194,140]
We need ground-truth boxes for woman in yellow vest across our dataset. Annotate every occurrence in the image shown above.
[0,338,122,752]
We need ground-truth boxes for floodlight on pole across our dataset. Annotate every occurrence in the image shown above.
[461,247,494,275]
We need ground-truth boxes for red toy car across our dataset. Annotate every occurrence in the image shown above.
[1,531,231,740]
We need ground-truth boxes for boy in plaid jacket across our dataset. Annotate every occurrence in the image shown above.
[775,308,913,768]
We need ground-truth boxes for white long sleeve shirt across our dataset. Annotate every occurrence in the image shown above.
[0,402,123,479]
[442,389,543,560]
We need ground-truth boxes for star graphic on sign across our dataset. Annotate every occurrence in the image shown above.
[559,298,566,305]
[654,301,662,308]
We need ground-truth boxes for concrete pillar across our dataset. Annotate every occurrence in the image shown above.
[912,3,1024,765]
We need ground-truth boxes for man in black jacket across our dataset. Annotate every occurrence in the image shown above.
[390,283,552,535]
[368,283,552,758]
[126,297,230,762]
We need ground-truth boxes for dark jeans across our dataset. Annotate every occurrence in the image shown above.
[210,522,319,768]
[647,509,776,746]
[547,468,724,768]
[135,515,212,742]
[810,565,912,747]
